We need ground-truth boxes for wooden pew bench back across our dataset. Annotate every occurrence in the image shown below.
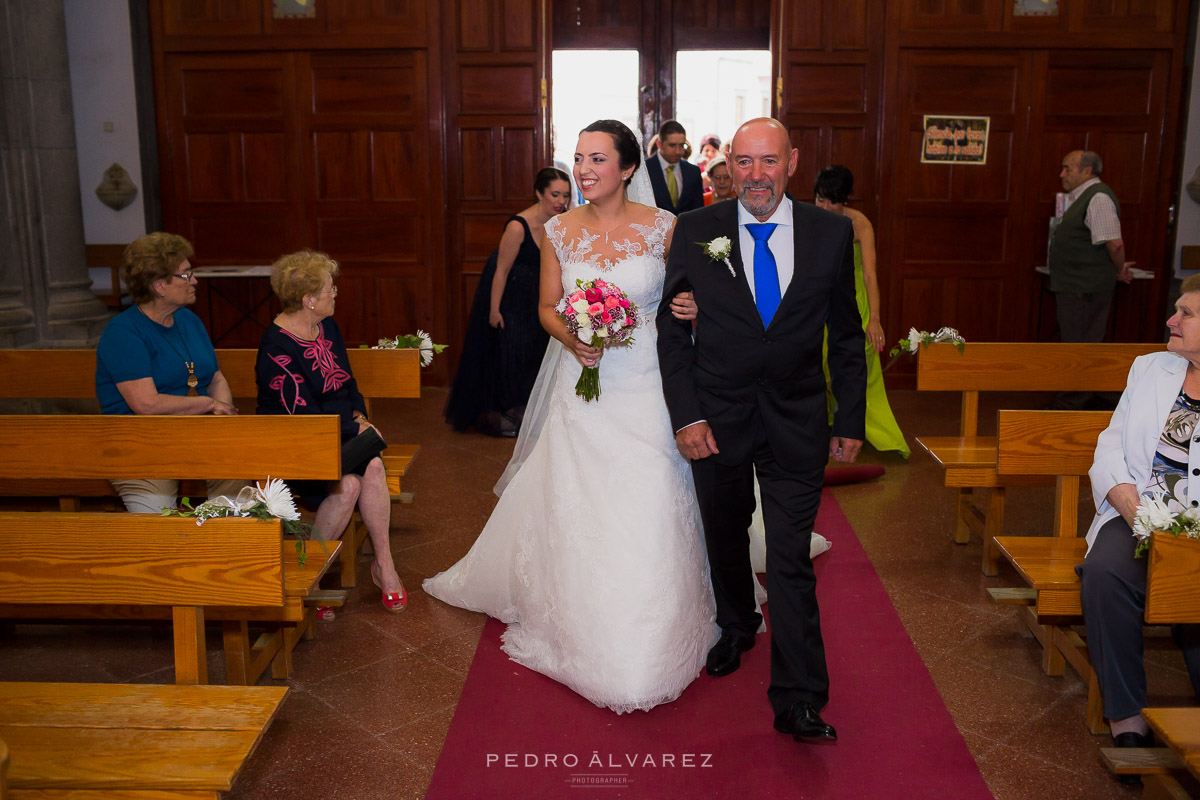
[0,415,340,482]
[0,513,284,608]
[917,342,1163,394]
[0,681,287,796]
[996,410,1114,477]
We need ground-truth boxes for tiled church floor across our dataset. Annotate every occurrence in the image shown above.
[2,387,1197,799]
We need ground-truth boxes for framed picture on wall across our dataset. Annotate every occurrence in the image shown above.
[273,0,316,18]
[1013,0,1059,16]
[921,116,990,165]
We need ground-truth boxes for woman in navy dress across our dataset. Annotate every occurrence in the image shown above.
[444,167,570,436]
[256,250,405,615]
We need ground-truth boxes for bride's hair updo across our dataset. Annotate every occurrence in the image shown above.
[581,119,641,186]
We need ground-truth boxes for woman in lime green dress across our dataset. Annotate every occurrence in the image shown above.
[816,166,909,458]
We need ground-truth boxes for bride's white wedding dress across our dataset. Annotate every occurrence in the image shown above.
[423,206,720,713]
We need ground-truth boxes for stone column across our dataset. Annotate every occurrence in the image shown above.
[0,0,109,348]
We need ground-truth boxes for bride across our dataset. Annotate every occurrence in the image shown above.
[423,120,722,713]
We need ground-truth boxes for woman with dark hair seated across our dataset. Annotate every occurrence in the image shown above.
[95,232,245,513]
[444,167,570,436]
[1081,275,1200,783]
[813,165,909,459]
[255,250,405,616]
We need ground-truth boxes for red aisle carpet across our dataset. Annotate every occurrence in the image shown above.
[426,491,993,799]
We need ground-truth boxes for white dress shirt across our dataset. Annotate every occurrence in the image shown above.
[1064,177,1122,245]
[737,196,794,301]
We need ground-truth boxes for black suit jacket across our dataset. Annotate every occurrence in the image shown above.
[646,154,703,214]
[655,199,866,472]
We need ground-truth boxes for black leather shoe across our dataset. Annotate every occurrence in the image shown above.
[705,632,755,677]
[773,701,837,744]
[1112,731,1154,785]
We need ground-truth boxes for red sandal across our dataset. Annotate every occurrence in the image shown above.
[371,563,407,613]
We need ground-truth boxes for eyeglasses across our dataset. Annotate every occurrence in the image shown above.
[320,286,339,295]
[169,271,195,282]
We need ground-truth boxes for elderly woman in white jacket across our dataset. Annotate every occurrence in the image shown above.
[1080,276,1200,775]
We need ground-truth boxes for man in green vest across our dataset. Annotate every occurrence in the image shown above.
[1048,149,1135,409]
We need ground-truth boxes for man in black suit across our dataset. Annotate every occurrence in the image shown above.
[646,120,703,214]
[656,118,866,745]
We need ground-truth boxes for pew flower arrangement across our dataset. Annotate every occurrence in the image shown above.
[163,478,318,565]
[884,326,966,371]
[367,330,448,367]
[1131,492,1200,557]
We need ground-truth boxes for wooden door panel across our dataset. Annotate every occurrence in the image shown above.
[784,64,868,115]
[316,215,422,262]
[955,277,1005,339]
[1045,67,1154,116]
[184,133,236,201]
[188,213,290,262]
[163,0,261,36]
[458,65,538,114]
[180,68,284,118]
[501,0,538,50]
[899,0,1003,31]
[458,128,499,201]
[311,63,421,119]
[370,131,420,201]
[314,132,363,200]
[901,215,1009,263]
[242,133,288,201]
[501,127,537,202]
[331,0,427,37]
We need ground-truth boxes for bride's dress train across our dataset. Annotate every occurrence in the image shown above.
[424,208,721,713]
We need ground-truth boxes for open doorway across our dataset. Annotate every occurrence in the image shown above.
[675,49,771,174]
[551,49,640,204]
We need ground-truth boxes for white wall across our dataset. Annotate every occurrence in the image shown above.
[1175,26,1200,278]
[63,0,145,246]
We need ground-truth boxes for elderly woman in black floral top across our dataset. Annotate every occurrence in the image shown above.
[255,250,406,615]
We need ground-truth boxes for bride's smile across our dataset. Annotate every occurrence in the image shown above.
[573,131,633,202]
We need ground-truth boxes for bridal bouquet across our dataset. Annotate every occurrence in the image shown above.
[162,477,319,565]
[554,278,639,401]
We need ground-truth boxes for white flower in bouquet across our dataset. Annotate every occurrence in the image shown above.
[256,476,300,521]
[571,299,590,314]
[907,327,922,354]
[1132,494,1174,539]
[575,325,593,343]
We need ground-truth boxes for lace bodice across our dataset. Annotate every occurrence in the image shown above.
[546,208,674,272]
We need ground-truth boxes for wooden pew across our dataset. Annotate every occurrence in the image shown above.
[0,415,344,685]
[0,681,286,797]
[990,409,1112,732]
[0,511,284,685]
[915,341,1161,575]
[0,347,422,589]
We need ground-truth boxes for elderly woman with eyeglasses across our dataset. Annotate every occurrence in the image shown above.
[255,250,406,616]
[95,232,243,513]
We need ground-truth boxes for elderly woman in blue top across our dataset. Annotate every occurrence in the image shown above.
[95,232,244,513]
[1081,272,1200,781]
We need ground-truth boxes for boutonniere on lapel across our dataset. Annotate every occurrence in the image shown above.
[698,236,735,277]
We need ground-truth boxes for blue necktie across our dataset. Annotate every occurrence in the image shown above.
[746,223,780,327]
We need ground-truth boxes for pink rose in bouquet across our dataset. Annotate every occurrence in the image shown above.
[553,277,640,401]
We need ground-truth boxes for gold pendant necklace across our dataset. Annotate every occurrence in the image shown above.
[138,305,199,395]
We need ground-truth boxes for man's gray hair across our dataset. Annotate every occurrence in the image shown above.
[1078,150,1103,176]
